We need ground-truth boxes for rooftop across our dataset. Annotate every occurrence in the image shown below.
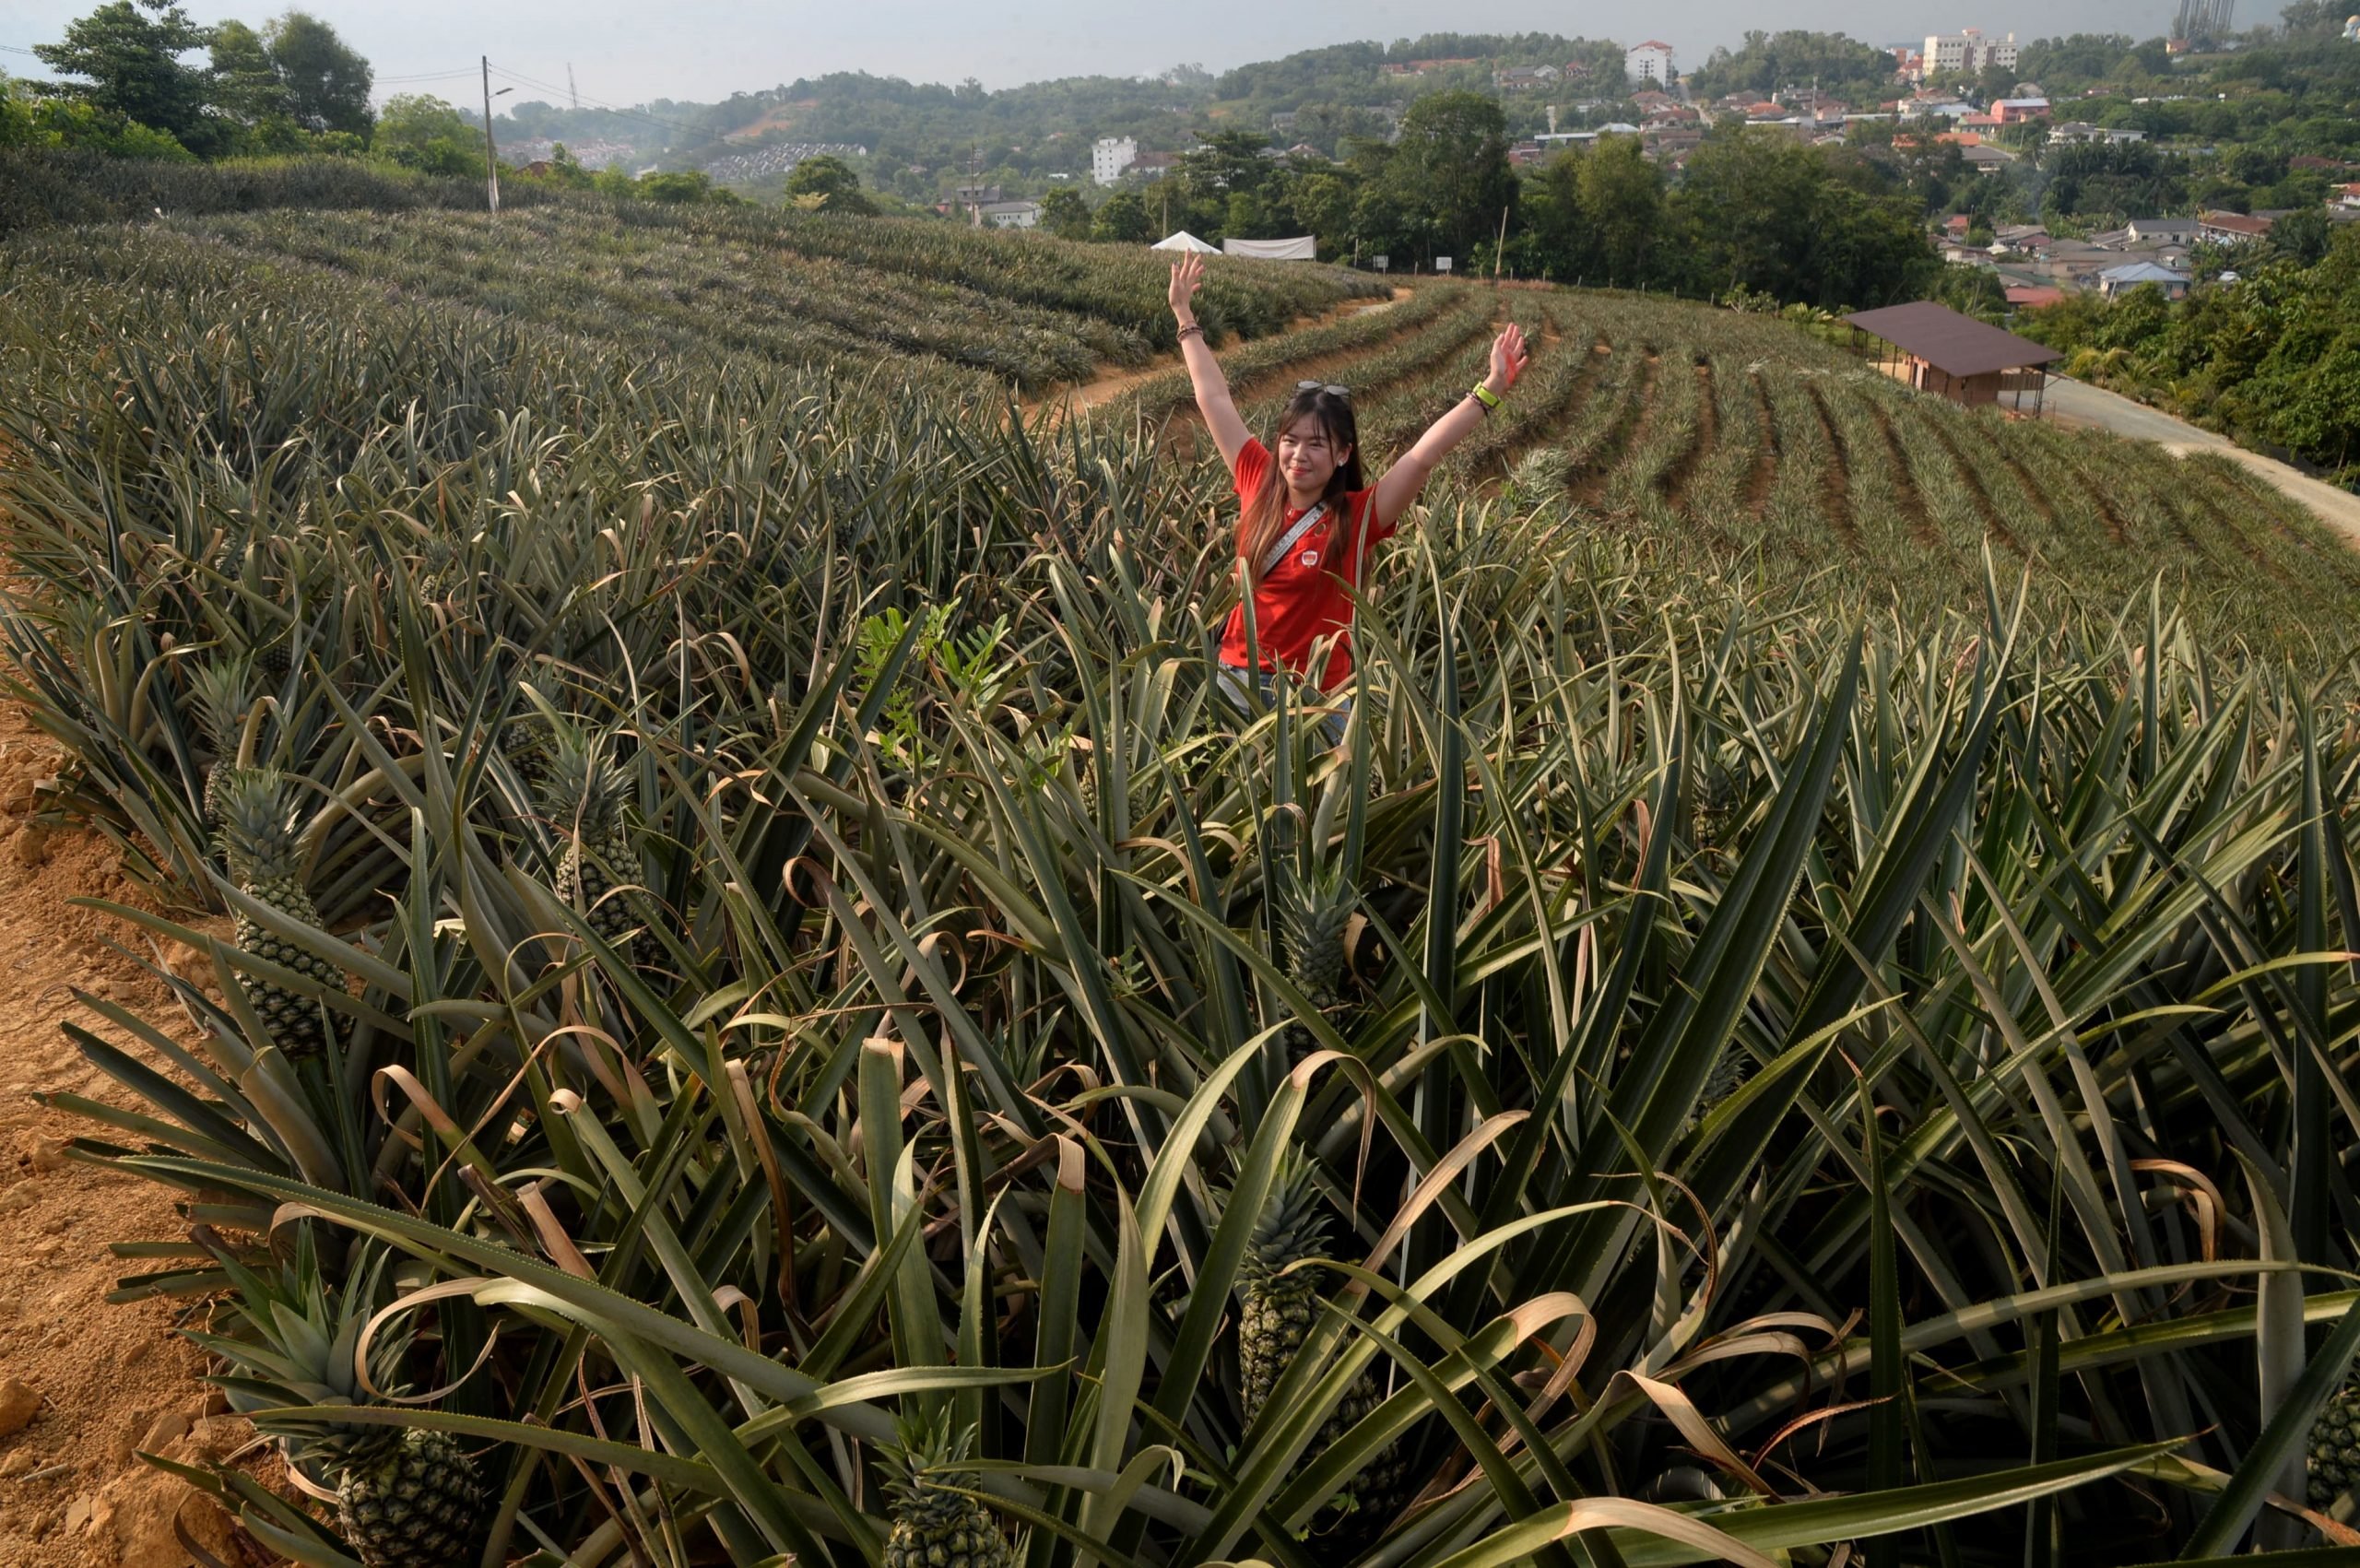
[1844,301,2065,378]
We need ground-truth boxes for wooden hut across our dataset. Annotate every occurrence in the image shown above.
[1843,301,2061,413]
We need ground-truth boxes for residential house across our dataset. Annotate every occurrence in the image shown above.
[2337,183,2360,210]
[2199,209,2274,243]
[2126,217,2199,246]
[1509,140,1547,166]
[1626,41,1676,87]
[2049,122,2145,145]
[1632,89,1678,113]
[1268,112,1296,135]
[1943,213,1974,241]
[1992,97,2050,124]
[2098,261,2190,300]
[1960,144,2017,173]
[1994,223,2051,252]
[2005,284,2068,308]
[978,200,1041,230]
[1494,65,1559,90]
[1130,152,1178,179]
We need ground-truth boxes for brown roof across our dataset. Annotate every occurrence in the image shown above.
[1843,301,2063,378]
[2201,209,2273,236]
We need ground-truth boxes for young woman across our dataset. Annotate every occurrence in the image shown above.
[1168,253,1528,735]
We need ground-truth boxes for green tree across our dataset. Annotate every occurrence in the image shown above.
[372,93,480,177]
[206,19,284,124]
[266,10,372,136]
[31,0,215,152]
[1037,184,1092,239]
[1092,189,1151,242]
[2272,206,2331,265]
[1390,89,1512,261]
[0,64,190,156]
[1285,171,1355,253]
[784,153,876,215]
[642,170,738,204]
[1577,135,1664,289]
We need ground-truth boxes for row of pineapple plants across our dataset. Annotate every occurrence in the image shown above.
[7,219,2360,1568]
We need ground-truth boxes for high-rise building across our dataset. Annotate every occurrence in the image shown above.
[1092,136,1137,186]
[1921,29,2019,76]
[1625,41,1676,87]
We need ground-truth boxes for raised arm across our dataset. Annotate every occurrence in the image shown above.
[1371,323,1528,529]
[1169,254,1252,472]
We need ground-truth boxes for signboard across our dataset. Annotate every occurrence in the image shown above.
[1435,256,1454,273]
[1371,254,1389,272]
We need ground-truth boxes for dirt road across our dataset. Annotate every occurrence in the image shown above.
[2041,376,2360,549]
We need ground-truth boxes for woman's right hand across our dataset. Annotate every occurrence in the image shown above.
[1168,253,1203,322]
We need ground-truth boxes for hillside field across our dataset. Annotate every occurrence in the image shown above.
[5,200,2360,1568]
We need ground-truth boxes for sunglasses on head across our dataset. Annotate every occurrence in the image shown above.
[1296,381,1351,399]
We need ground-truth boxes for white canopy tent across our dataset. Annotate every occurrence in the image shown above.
[1222,236,1317,261]
[1150,230,1220,253]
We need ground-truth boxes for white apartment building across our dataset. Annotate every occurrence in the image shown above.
[1922,29,2019,77]
[1625,41,1676,87]
[1092,136,1137,186]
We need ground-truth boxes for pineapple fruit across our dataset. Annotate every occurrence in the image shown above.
[881,1411,1013,1568]
[542,726,658,964]
[188,652,254,831]
[199,1242,491,1568]
[1234,1156,1413,1540]
[1278,866,1352,1012]
[2310,1376,2360,1506]
[214,767,339,1057]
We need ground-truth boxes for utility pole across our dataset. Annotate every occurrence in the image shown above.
[481,56,501,215]
[568,63,579,110]
[1493,204,1509,283]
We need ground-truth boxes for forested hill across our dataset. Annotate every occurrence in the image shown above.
[498,33,1627,180]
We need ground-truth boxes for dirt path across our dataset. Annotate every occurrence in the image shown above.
[2040,376,2360,549]
[0,701,260,1567]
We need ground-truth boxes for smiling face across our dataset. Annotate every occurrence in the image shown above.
[1276,410,1353,500]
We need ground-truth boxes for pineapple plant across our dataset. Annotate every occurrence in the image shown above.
[1277,864,1353,1013]
[188,652,255,831]
[1233,1155,1413,1540]
[196,1238,491,1568]
[1692,748,1744,853]
[2310,1376,2360,1507]
[879,1410,1013,1568]
[214,767,340,1058]
[542,725,659,964]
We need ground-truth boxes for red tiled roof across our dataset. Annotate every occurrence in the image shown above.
[2201,210,2273,236]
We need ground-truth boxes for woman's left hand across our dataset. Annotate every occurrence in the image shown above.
[1485,323,1529,393]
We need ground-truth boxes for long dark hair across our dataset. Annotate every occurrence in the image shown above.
[1238,385,1364,589]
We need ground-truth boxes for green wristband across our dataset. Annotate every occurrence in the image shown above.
[1470,383,1501,411]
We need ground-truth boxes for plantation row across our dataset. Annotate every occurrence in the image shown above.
[7,217,2360,1567]
[13,201,1386,397]
[1117,286,2360,657]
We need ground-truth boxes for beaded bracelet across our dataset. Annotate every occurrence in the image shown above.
[1470,383,1501,414]
[1176,323,1205,342]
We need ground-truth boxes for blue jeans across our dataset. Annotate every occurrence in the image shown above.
[1217,664,1351,745]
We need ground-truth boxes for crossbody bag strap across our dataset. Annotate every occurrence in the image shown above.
[1259,501,1328,578]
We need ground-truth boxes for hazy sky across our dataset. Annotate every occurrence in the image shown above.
[3,0,2185,106]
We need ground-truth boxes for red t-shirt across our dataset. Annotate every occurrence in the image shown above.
[1217,439,1394,690]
